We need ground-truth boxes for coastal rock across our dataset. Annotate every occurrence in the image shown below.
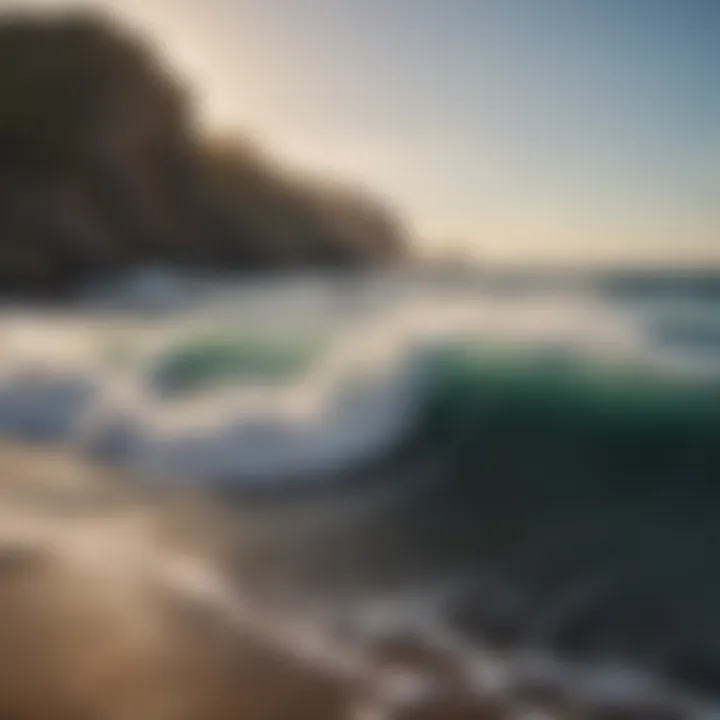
[0,11,406,298]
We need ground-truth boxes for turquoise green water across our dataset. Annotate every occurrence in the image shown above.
[145,331,720,459]
[420,342,720,446]
[149,333,326,397]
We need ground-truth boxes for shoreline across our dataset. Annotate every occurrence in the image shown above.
[0,442,716,719]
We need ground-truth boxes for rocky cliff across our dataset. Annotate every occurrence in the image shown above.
[0,11,407,297]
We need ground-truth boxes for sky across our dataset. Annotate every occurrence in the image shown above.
[6,0,720,266]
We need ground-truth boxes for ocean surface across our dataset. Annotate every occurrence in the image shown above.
[1,267,719,717]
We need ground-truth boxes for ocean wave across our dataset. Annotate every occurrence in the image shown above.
[1,275,720,712]
[0,277,718,489]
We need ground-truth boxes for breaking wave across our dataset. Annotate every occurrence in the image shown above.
[1,271,720,712]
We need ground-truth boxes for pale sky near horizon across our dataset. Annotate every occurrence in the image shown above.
[5,0,720,266]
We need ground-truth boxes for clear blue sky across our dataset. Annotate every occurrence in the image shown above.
[14,0,720,265]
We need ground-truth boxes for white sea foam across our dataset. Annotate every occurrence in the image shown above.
[0,271,717,484]
[0,496,713,718]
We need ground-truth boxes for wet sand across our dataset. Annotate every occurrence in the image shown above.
[0,442,713,720]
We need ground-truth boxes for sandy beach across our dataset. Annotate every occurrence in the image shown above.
[0,442,712,720]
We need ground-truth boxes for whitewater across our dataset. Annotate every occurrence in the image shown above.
[1,269,716,481]
[0,268,719,718]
